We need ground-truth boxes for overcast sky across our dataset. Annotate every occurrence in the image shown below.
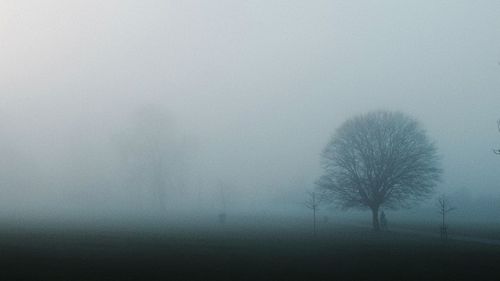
[0,1,499,217]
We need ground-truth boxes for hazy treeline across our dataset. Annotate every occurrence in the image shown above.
[0,105,212,219]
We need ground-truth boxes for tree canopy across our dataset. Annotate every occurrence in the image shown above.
[317,111,441,230]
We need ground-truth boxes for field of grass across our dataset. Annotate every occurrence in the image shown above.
[0,215,499,280]
[384,220,500,241]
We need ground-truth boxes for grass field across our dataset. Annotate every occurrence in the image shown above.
[0,215,499,280]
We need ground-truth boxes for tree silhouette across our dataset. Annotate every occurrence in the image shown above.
[305,191,323,236]
[437,194,456,241]
[317,111,441,230]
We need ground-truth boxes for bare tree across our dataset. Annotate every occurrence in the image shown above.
[437,194,456,241]
[494,120,500,155]
[116,105,185,213]
[317,111,442,231]
[304,191,322,236]
[217,180,229,224]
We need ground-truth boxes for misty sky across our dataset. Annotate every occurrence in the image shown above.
[0,1,499,217]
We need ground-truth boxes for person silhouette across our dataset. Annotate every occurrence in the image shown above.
[380,210,388,230]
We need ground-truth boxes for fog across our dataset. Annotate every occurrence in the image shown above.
[1,1,499,225]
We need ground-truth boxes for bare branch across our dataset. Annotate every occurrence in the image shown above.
[304,191,322,210]
[437,194,456,215]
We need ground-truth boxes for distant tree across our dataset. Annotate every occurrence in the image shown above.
[317,111,442,231]
[494,120,500,155]
[217,180,229,224]
[116,105,185,213]
[304,191,323,236]
[437,194,456,241]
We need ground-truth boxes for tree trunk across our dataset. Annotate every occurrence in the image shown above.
[313,207,316,236]
[442,212,445,228]
[371,207,380,231]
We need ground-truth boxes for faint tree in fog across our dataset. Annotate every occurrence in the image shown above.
[116,105,186,213]
[317,111,441,231]
[437,194,456,241]
[304,191,322,236]
[217,180,229,224]
[494,120,500,155]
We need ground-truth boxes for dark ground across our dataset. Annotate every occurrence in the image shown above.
[0,218,499,281]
